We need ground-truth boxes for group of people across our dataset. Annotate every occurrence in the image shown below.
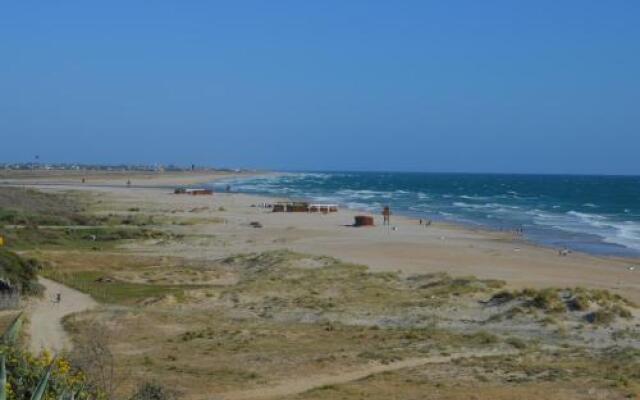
[558,247,572,256]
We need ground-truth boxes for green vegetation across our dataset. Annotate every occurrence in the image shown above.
[0,187,93,226]
[0,250,42,296]
[281,348,640,400]
[131,381,179,400]
[1,226,172,251]
[459,348,640,392]
[0,187,178,250]
[406,272,505,297]
[487,287,635,326]
[585,306,632,325]
[506,337,528,350]
[0,314,93,400]
[52,241,638,399]
[221,250,505,316]
[42,269,187,304]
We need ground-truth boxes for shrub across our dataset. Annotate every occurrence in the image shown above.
[465,331,499,345]
[506,337,527,349]
[530,289,565,313]
[567,294,590,311]
[487,291,515,306]
[0,249,43,296]
[0,314,93,399]
[611,305,633,319]
[130,381,179,400]
[585,310,615,325]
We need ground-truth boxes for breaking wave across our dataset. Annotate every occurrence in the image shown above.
[213,172,640,256]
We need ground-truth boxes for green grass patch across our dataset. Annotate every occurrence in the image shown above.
[1,225,171,250]
[486,287,635,326]
[221,250,507,316]
[42,269,187,304]
[0,187,95,226]
[0,249,43,296]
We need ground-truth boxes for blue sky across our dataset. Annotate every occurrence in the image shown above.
[1,1,639,174]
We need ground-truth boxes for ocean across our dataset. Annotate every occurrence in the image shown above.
[211,172,640,258]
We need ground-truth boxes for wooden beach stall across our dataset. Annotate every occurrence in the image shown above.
[308,203,339,213]
[272,202,310,212]
[272,202,339,213]
[174,188,213,195]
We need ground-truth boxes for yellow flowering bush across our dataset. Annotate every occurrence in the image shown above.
[1,344,93,400]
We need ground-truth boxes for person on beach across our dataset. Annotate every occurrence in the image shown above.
[382,206,391,226]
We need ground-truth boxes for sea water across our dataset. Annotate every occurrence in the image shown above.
[211,172,640,258]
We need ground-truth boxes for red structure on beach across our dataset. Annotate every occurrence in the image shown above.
[354,215,375,227]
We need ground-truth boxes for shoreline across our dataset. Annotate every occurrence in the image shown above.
[3,170,639,302]
[204,175,640,264]
[7,168,637,265]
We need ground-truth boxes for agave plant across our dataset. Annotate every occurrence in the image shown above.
[1,313,22,345]
[1,355,6,400]
[28,361,54,400]
[0,312,72,400]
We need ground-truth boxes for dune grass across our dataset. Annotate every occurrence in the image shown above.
[42,269,187,304]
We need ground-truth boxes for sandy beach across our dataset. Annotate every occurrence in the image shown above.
[12,171,638,303]
[0,169,262,188]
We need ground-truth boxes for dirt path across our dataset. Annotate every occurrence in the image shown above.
[28,277,98,354]
[221,350,514,400]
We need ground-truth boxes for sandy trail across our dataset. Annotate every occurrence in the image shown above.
[221,350,513,400]
[28,278,97,354]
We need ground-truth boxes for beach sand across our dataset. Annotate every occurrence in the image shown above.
[9,170,639,303]
[0,169,259,187]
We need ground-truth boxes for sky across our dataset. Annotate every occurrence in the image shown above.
[1,1,639,175]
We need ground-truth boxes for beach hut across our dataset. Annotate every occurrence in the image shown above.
[354,215,375,227]
[272,202,310,212]
[309,204,339,213]
[175,188,213,195]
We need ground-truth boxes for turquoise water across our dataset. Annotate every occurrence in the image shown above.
[212,172,640,257]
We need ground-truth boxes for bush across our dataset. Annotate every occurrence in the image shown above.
[530,289,565,313]
[611,305,633,319]
[0,249,43,296]
[487,291,515,306]
[0,187,93,226]
[567,294,590,311]
[130,381,179,400]
[585,310,615,325]
[0,315,94,399]
[506,337,527,349]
